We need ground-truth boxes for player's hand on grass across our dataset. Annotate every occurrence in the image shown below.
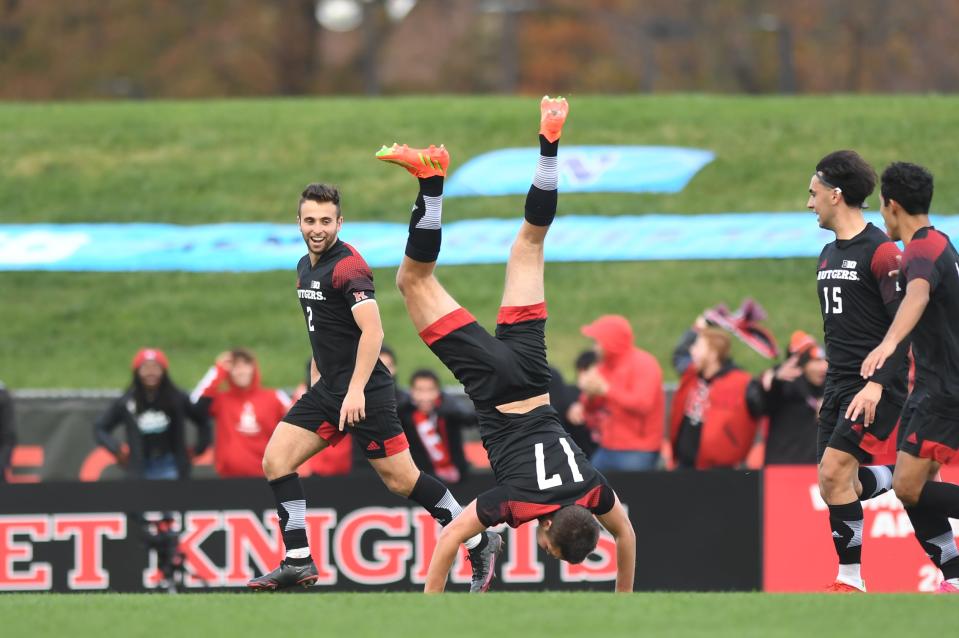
[339,388,366,430]
[860,339,897,379]
[845,381,883,428]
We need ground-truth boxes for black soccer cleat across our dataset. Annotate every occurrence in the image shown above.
[467,531,504,593]
[247,559,319,591]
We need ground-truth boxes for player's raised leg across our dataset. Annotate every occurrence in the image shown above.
[376,141,503,591]
[248,422,330,589]
[501,96,567,309]
[377,143,463,332]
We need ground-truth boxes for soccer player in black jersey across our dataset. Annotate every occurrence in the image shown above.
[861,162,959,593]
[377,97,635,593]
[807,150,909,592]
[247,184,500,591]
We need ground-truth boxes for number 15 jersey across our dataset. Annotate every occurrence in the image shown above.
[817,222,907,401]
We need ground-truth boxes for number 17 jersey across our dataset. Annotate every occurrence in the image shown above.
[817,223,907,400]
[474,404,615,528]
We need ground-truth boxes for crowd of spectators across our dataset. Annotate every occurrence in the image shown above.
[3,300,831,481]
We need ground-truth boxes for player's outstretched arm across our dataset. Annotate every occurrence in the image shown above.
[424,500,486,593]
[596,494,636,593]
[861,279,931,379]
[340,302,385,430]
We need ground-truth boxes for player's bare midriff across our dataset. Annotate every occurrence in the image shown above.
[495,392,550,414]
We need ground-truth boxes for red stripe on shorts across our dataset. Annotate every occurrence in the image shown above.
[920,439,958,464]
[383,432,410,457]
[419,307,476,346]
[317,421,346,447]
[497,301,547,325]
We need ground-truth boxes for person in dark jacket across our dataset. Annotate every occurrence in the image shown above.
[0,381,16,483]
[398,369,472,484]
[746,331,828,465]
[94,348,210,480]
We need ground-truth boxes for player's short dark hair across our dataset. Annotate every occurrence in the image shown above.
[298,183,341,217]
[547,505,601,564]
[409,368,440,388]
[575,350,598,372]
[815,150,876,209]
[880,162,934,215]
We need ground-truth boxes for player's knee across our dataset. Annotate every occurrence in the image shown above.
[817,461,845,500]
[893,475,922,507]
[261,451,286,481]
[380,469,415,497]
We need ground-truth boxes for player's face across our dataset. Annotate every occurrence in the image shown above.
[808,175,839,230]
[878,196,901,241]
[410,378,441,413]
[536,521,563,559]
[137,360,164,389]
[298,200,342,255]
[230,358,256,389]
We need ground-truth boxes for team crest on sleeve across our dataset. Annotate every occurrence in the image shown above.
[353,291,368,303]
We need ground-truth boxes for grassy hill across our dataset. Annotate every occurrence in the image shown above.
[2,95,957,388]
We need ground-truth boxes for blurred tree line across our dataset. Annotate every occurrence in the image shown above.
[1,0,957,99]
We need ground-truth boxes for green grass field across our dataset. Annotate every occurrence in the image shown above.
[3,592,955,638]
[2,95,958,387]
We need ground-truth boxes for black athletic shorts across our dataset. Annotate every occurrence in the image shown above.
[898,387,959,464]
[283,383,408,459]
[418,302,551,409]
[817,381,902,464]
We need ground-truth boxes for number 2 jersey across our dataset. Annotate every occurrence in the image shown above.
[296,239,393,403]
[817,222,908,401]
[475,404,615,528]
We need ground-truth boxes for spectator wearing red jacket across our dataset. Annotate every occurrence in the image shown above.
[192,349,291,478]
[670,323,759,469]
[580,314,665,471]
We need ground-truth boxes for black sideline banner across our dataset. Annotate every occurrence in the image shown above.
[0,471,759,592]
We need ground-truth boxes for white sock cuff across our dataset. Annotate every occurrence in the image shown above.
[415,194,443,230]
[532,155,559,191]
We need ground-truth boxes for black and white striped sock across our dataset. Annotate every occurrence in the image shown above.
[270,473,312,564]
[405,176,444,263]
[408,472,485,551]
[525,134,559,226]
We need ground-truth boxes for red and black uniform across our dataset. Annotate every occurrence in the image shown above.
[420,303,615,528]
[284,240,408,459]
[817,223,909,462]
[897,227,959,463]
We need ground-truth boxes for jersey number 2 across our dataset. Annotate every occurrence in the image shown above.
[535,438,584,490]
[822,286,842,314]
[306,307,315,332]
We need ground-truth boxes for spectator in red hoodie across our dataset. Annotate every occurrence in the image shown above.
[192,349,291,478]
[669,321,760,469]
[580,315,665,471]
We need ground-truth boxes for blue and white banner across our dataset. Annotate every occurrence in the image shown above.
[1,214,956,272]
[445,145,715,197]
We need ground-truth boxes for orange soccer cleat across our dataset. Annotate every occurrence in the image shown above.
[823,580,866,593]
[375,143,449,178]
[539,95,569,143]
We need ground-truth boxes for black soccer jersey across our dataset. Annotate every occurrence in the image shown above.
[474,404,613,528]
[817,223,908,400]
[900,227,959,404]
[295,240,393,401]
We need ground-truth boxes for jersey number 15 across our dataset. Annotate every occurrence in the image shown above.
[822,286,843,314]
[535,438,584,490]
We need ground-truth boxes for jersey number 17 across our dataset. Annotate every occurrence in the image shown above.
[535,438,584,490]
